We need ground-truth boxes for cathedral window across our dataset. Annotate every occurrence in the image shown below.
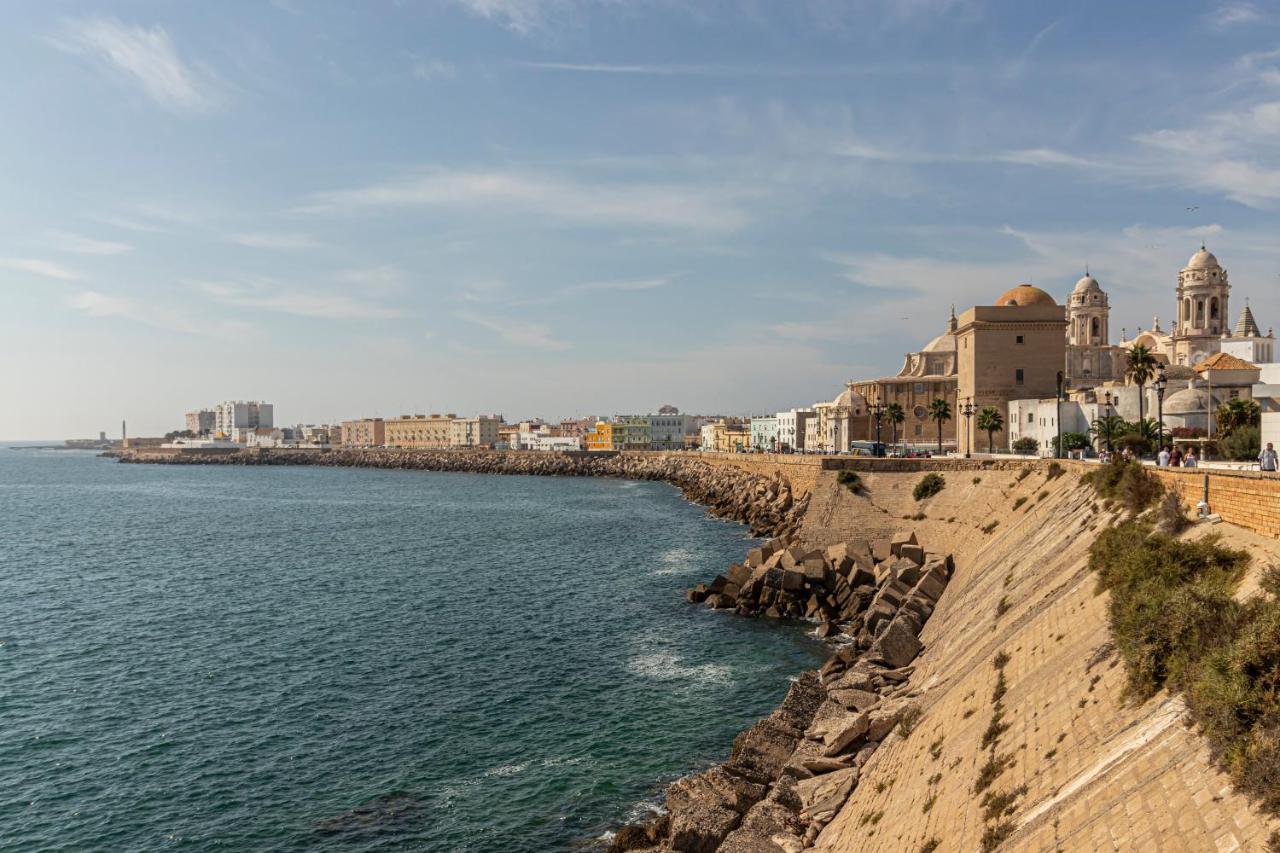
[1091,318,1100,339]
[1015,368,1025,385]
[1210,298,1219,320]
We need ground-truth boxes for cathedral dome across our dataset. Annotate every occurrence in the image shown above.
[921,331,957,353]
[1185,247,1221,270]
[995,283,1057,307]
[1072,274,1101,295]
[830,387,867,410]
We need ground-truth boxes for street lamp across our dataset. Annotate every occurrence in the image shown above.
[870,402,886,456]
[1055,371,1065,459]
[1154,367,1168,454]
[1103,391,1114,454]
[961,398,975,458]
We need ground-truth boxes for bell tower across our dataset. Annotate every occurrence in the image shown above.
[1173,245,1230,365]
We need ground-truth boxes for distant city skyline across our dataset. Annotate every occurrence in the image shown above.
[4,1,1280,438]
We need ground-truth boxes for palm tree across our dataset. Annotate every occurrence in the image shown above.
[1216,398,1260,437]
[928,398,952,454]
[975,406,1004,453]
[1125,344,1158,423]
[885,402,905,452]
[1090,414,1125,453]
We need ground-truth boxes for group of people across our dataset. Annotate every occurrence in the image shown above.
[1154,446,1199,468]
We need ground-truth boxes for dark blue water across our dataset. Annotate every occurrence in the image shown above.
[0,449,824,852]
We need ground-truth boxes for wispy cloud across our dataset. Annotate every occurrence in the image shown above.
[1004,20,1060,80]
[457,310,570,350]
[298,169,750,231]
[68,290,247,336]
[49,17,223,115]
[449,0,568,34]
[231,232,321,250]
[337,265,406,291]
[411,58,456,80]
[47,231,133,256]
[520,61,899,78]
[190,278,402,320]
[1209,2,1267,29]
[0,258,83,280]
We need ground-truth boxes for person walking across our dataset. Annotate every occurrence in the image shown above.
[1157,445,1171,466]
[1169,446,1183,467]
[1184,448,1199,468]
[1261,442,1278,473]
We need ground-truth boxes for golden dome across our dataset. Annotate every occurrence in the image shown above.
[995,283,1058,307]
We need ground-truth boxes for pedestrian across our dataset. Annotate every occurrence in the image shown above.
[1157,445,1171,467]
[1261,442,1278,473]
[1184,448,1198,468]
[1169,446,1183,467]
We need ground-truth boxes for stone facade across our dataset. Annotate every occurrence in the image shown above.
[384,414,456,449]
[340,418,385,448]
[956,285,1067,454]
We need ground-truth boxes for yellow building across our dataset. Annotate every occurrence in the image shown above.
[340,418,385,447]
[584,421,620,451]
[384,414,456,449]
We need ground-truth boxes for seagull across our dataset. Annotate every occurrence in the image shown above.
[1186,205,1199,211]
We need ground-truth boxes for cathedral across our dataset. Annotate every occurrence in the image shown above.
[1066,245,1274,388]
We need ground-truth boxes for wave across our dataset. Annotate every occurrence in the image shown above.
[651,547,694,575]
[626,651,732,686]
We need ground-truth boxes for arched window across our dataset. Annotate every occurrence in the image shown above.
[1196,300,1205,327]
[1091,317,1100,340]
[1210,297,1219,320]
[1184,298,1191,327]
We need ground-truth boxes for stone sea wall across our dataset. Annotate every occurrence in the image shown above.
[611,532,953,853]
[115,449,808,539]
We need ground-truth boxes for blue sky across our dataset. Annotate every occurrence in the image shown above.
[3,0,1280,438]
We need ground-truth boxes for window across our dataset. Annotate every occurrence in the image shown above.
[1015,368,1025,384]
[1027,413,1033,423]
[914,424,923,436]
[914,382,925,393]
[1016,335,1024,344]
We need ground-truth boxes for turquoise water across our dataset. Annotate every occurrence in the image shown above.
[0,449,824,852]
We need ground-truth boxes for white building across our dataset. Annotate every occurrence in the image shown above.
[214,400,273,437]
[532,435,582,451]
[1006,398,1107,456]
[750,416,778,451]
[776,409,815,453]
[648,413,693,450]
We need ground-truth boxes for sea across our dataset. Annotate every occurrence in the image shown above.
[0,447,825,852]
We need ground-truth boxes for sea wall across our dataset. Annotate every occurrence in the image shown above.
[115,448,808,540]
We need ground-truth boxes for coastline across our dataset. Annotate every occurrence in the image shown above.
[110,448,947,852]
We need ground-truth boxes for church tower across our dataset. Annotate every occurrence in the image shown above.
[1173,245,1230,365]
[1065,271,1116,386]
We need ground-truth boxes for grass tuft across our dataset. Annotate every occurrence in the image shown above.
[914,473,946,501]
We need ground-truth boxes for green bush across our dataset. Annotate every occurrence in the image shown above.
[1220,425,1261,462]
[837,470,863,492]
[913,473,946,501]
[1012,437,1038,455]
[1081,459,1162,515]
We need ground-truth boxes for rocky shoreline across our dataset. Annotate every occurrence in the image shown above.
[610,532,951,853]
[114,449,806,539]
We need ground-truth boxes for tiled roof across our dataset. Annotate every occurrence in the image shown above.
[1193,352,1258,372]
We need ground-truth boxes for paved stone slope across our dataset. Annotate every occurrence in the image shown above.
[807,466,1277,852]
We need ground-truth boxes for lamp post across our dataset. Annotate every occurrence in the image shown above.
[870,402,886,456]
[1103,391,1114,454]
[1154,367,1168,455]
[1055,371,1065,459]
[961,398,975,458]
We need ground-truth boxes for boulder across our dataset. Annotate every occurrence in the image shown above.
[891,558,923,587]
[729,719,802,783]
[821,711,870,756]
[708,575,730,595]
[871,617,923,668]
[668,801,739,853]
[687,584,707,604]
[911,567,948,603]
[795,767,859,820]
[829,688,881,713]
[863,600,897,634]
[727,563,752,587]
[816,621,839,639]
[870,538,893,563]
[898,543,926,566]
[800,557,826,583]
[717,800,805,853]
[889,530,918,557]
[824,669,873,692]
[852,741,879,768]
[667,766,767,817]
[867,699,915,741]
[781,570,806,593]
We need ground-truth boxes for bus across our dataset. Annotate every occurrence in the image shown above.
[847,441,887,457]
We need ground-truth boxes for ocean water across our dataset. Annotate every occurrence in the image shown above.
[0,449,825,852]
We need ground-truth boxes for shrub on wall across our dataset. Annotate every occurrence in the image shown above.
[913,473,946,501]
[1011,437,1039,455]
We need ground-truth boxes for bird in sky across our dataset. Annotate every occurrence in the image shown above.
[1186,205,1199,211]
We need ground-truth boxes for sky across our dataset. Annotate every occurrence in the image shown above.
[3,0,1280,439]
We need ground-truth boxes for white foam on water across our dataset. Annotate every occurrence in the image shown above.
[484,761,530,778]
[651,546,694,575]
[626,651,732,686]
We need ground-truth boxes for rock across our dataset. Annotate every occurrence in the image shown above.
[729,719,802,783]
[801,557,826,583]
[864,600,897,634]
[829,688,881,712]
[825,669,873,692]
[727,563,752,586]
[892,558,923,587]
[889,530,918,556]
[821,711,870,756]
[898,543,926,565]
[795,767,859,820]
[316,791,420,835]
[668,766,767,817]
[800,755,853,775]
[870,538,893,563]
[668,801,740,853]
[852,741,879,768]
[608,824,655,852]
[718,801,804,853]
[816,621,839,639]
[687,585,707,603]
[871,617,924,668]
[708,575,730,594]
[867,700,915,741]
[781,570,805,592]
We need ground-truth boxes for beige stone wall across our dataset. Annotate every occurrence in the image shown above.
[790,465,1278,851]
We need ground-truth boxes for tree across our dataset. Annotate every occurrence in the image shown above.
[1126,418,1160,443]
[1051,432,1090,455]
[1219,424,1261,461]
[1125,344,1158,422]
[885,402,905,451]
[1090,414,1126,452]
[928,398,952,454]
[1216,398,1260,437]
[1012,436,1039,455]
[975,406,1004,453]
